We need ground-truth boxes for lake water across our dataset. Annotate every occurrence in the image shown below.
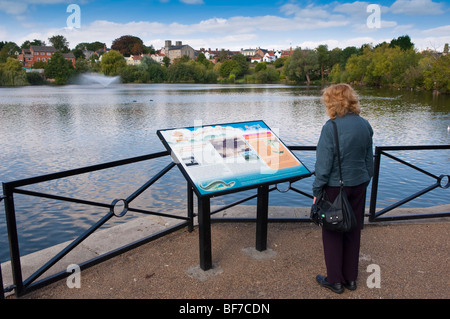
[1,83,449,262]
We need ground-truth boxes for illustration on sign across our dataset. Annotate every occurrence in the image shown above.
[157,121,310,196]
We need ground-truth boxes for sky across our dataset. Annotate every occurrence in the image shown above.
[0,0,449,52]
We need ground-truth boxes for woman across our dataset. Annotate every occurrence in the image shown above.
[313,83,374,294]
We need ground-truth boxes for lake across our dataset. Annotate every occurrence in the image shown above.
[0,83,449,261]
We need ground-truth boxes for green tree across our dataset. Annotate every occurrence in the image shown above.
[316,44,330,81]
[44,52,74,84]
[255,67,280,83]
[284,48,319,84]
[389,35,414,51]
[219,60,239,78]
[217,49,229,63]
[75,41,106,52]
[231,53,249,76]
[255,62,267,72]
[139,55,165,82]
[423,54,450,93]
[21,39,45,49]
[48,35,70,52]
[0,57,28,86]
[100,50,126,76]
[26,71,45,85]
[163,56,171,68]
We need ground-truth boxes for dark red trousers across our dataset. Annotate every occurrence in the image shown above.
[322,182,367,284]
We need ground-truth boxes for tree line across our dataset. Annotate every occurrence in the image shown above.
[0,35,449,93]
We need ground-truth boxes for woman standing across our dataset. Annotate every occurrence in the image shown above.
[313,83,374,294]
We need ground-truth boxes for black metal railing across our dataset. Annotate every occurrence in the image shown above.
[369,145,450,222]
[1,151,194,297]
[1,145,448,298]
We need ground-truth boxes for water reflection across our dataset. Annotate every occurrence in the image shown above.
[0,84,448,261]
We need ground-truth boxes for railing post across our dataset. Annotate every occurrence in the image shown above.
[369,147,381,222]
[0,195,4,299]
[2,183,23,297]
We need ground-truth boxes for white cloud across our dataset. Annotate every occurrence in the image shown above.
[421,24,450,35]
[0,1,27,14]
[297,37,388,50]
[389,0,445,16]
[179,0,204,4]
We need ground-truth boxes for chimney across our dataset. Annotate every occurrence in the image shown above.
[176,41,182,46]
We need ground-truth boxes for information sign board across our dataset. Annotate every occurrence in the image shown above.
[157,120,311,197]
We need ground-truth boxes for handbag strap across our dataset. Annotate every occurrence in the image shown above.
[331,121,344,186]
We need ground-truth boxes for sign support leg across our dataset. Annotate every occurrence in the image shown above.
[198,196,212,270]
[256,185,269,251]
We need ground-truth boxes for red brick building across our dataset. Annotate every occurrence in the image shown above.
[18,45,76,69]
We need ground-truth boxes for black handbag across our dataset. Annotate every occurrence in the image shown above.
[310,121,357,232]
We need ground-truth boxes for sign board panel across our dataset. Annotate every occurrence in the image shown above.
[157,120,311,197]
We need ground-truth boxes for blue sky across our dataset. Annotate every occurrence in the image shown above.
[0,0,449,51]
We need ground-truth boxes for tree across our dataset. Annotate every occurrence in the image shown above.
[217,49,229,63]
[163,56,170,68]
[219,60,239,78]
[44,52,74,84]
[75,41,106,52]
[389,35,414,51]
[316,44,330,81]
[284,48,319,84]
[423,54,450,93]
[48,35,70,52]
[231,53,249,76]
[0,57,28,86]
[111,35,145,56]
[21,39,45,49]
[100,50,126,76]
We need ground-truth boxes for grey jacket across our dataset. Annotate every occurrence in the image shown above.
[312,113,374,197]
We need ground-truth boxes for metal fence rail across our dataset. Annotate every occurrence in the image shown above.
[1,150,195,297]
[1,144,449,297]
[369,145,450,222]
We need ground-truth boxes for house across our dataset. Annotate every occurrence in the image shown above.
[198,48,217,61]
[240,48,257,57]
[18,45,76,68]
[62,52,76,67]
[126,55,142,66]
[281,47,294,58]
[165,40,195,62]
[151,51,165,64]
[255,48,269,58]
[251,57,262,63]
[263,51,277,63]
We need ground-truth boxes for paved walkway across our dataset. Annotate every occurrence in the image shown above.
[14,208,449,300]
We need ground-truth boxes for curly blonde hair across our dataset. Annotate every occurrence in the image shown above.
[321,83,361,119]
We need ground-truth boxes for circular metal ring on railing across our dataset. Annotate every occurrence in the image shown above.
[276,182,291,193]
[438,175,450,189]
[110,199,128,217]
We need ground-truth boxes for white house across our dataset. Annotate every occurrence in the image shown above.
[263,52,277,63]
[251,56,262,63]
[151,51,165,64]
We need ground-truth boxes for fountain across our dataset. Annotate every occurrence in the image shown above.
[73,73,121,87]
